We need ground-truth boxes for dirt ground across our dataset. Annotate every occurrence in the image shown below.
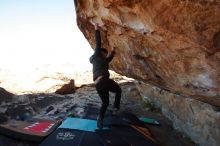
[0,81,197,146]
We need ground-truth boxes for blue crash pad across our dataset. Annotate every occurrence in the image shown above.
[59,118,108,132]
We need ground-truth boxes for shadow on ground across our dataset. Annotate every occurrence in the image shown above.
[0,81,197,146]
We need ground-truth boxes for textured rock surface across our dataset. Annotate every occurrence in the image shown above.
[75,0,220,106]
[0,80,196,146]
[136,81,220,146]
[55,79,76,95]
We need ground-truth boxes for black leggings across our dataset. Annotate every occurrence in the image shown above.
[95,77,121,119]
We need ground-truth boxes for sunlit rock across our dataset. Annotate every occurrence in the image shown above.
[75,1,220,146]
[55,79,76,95]
[75,0,220,102]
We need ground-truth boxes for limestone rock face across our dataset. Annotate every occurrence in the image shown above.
[75,0,220,104]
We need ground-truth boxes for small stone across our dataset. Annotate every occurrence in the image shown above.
[46,106,54,113]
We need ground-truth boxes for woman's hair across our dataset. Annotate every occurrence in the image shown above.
[100,48,108,53]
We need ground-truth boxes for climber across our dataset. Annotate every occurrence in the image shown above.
[89,23,122,129]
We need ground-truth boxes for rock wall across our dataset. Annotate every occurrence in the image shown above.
[75,0,220,106]
[136,81,220,146]
[75,1,220,145]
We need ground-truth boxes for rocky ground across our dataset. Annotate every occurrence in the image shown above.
[0,75,197,146]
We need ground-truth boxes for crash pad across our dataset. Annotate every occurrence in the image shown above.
[0,118,61,142]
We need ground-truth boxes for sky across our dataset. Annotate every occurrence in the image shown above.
[0,0,93,71]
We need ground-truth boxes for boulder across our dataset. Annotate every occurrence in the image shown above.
[55,79,76,95]
[75,0,220,106]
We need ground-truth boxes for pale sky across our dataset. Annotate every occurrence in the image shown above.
[0,0,93,71]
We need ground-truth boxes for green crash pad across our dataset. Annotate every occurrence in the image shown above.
[139,117,160,125]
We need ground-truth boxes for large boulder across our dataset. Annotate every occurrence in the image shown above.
[75,0,220,106]
[0,87,14,103]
